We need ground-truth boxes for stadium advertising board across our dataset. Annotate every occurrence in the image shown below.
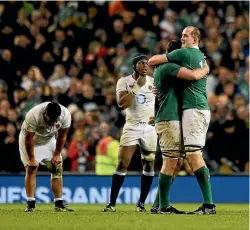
[0,176,248,203]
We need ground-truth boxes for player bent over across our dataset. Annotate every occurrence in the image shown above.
[19,102,73,212]
[103,54,157,212]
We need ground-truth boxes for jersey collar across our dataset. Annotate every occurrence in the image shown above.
[191,46,199,49]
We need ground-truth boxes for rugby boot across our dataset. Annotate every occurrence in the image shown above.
[136,202,146,212]
[25,200,36,212]
[158,205,186,214]
[188,204,216,215]
[102,203,116,212]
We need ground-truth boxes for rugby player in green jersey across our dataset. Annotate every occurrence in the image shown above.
[149,26,216,215]
[151,40,209,214]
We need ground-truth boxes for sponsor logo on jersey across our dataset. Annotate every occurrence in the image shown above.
[136,94,146,104]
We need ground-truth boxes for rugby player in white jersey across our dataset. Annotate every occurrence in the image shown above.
[19,102,73,212]
[103,54,157,212]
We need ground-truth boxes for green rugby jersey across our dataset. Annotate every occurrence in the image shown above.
[168,47,209,110]
[154,62,181,123]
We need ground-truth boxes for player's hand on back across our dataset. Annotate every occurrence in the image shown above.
[148,116,155,126]
[202,52,206,60]
[152,83,158,97]
[136,75,147,87]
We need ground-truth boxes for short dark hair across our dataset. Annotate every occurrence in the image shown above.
[45,102,61,121]
[166,40,182,53]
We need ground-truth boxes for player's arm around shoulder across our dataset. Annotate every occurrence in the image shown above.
[177,60,210,81]
[148,48,187,67]
[148,54,168,67]
[167,48,187,63]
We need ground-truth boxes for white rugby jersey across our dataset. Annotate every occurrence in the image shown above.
[116,75,155,125]
[21,102,71,145]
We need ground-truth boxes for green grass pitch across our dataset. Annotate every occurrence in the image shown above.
[0,204,248,230]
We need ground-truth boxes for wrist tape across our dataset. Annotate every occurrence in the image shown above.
[131,83,140,95]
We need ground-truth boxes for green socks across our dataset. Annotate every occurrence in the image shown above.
[194,166,213,204]
[153,176,176,208]
[158,173,173,209]
[154,167,213,208]
[153,189,159,207]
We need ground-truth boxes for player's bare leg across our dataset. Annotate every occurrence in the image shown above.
[51,177,64,210]
[186,151,216,214]
[137,150,155,212]
[51,178,62,198]
[51,177,73,212]
[25,165,38,212]
[186,154,206,172]
[45,161,73,212]
[103,145,137,212]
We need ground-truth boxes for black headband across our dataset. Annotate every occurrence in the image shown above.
[132,54,148,72]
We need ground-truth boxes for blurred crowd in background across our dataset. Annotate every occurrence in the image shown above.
[0,1,248,174]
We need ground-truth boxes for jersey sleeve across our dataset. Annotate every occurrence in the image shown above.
[167,49,187,64]
[24,111,37,132]
[116,77,128,96]
[61,108,71,129]
[159,63,182,79]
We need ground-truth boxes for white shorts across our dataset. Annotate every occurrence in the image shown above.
[182,109,210,148]
[19,132,57,166]
[119,123,157,152]
[155,121,182,156]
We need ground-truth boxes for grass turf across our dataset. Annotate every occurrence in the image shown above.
[0,204,248,230]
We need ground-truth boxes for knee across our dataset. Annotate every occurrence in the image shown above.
[141,152,155,162]
[44,161,63,179]
[186,152,205,172]
[141,151,155,171]
[26,166,38,175]
[142,159,154,172]
[51,163,63,179]
[175,158,183,171]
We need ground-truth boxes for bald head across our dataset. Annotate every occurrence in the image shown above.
[181,26,201,48]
